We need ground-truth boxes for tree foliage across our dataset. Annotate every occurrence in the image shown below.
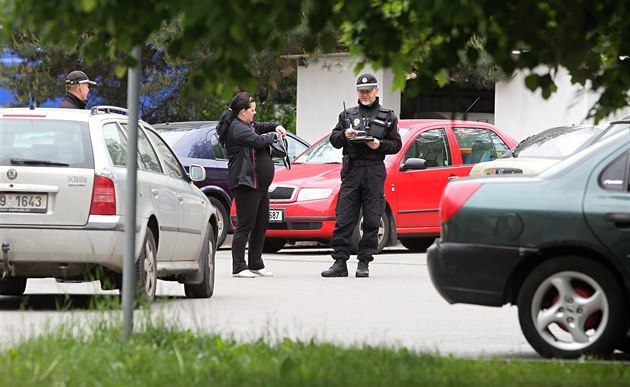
[1,0,629,122]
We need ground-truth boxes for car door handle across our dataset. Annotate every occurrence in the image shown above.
[177,194,184,202]
[605,213,630,229]
[151,188,159,197]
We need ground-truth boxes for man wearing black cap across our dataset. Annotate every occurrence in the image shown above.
[59,70,97,109]
[322,73,402,278]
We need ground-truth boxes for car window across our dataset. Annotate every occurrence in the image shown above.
[599,152,630,192]
[145,127,186,179]
[453,127,505,164]
[404,128,451,168]
[294,136,343,164]
[286,135,309,162]
[103,122,128,166]
[0,119,91,168]
[209,131,226,160]
[595,121,630,143]
[514,126,602,158]
[123,123,162,173]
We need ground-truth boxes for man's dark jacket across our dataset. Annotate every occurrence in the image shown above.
[59,92,86,109]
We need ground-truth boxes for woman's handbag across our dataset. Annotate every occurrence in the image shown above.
[269,132,291,169]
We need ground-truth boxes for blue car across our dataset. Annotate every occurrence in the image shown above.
[154,121,310,247]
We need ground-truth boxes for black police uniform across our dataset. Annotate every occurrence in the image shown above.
[327,96,402,269]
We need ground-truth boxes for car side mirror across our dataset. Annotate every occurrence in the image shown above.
[400,158,428,171]
[188,164,206,181]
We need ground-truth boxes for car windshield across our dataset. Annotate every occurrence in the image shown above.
[293,128,409,164]
[504,126,602,159]
[155,127,199,146]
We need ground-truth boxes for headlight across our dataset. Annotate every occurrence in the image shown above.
[297,188,334,201]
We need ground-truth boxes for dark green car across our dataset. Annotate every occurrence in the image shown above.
[428,128,630,359]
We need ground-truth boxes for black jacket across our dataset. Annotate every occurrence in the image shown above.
[225,119,278,190]
[59,92,87,109]
[329,97,402,161]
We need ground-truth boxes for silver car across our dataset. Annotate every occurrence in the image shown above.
[0,106,218,301]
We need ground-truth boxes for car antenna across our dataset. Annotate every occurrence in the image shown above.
[458,96,480,120]
[343,102,350,128]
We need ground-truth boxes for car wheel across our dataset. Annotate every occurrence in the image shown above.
[517,256,627,358]
[0,277,27,296]
[617,331,630,354]
[209,197,228,248]
[263,238,287,253]
[400,237,436,252]
[136,228,158,304]
[185,225,216,299]
[351,211,389,254]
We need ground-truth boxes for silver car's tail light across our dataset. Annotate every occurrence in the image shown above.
[90,175,116,215]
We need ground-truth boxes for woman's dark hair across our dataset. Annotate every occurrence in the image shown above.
[217,92,254,146]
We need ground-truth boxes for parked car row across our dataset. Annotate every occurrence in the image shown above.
[428,118,630,359]
[247,119,518,253]
[0,107,219,301]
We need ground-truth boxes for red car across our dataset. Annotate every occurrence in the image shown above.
[232,119,517,252]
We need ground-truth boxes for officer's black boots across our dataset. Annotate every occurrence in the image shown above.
[321,259,348,277]
[356,260,369,278]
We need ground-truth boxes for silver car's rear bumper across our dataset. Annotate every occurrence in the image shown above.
[0,216,136,277]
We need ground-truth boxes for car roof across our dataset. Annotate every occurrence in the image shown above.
[152,121,217,129]
[0,106,148,123]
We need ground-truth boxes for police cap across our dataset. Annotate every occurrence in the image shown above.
[356,73,378,91]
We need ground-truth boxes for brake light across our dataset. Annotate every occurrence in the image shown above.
[439,182,482,224]
[90,175,116,215]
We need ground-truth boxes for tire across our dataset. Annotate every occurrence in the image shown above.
[400,237,436,252]
[263,238,287,253]
[617,331,630,354]
[136,228,158,304]
[0,277,27,296]
[209,197,228,248]
[517,256,626,358]
[185,225,216,298]
[351,211,389,254]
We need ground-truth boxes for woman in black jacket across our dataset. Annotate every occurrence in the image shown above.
[217,92,286,278]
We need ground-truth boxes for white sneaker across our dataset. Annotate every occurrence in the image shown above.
[250,268,274,277]
[233,270,256,278]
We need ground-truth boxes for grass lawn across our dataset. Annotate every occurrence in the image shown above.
[0,319,628,386]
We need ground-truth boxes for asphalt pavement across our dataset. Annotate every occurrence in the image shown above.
[1,240,539,359]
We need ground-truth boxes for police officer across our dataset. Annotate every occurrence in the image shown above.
[322,73,402,278]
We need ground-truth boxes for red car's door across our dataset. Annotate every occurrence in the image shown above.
[395,127,464,231]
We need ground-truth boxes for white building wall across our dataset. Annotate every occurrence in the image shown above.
[296,53,400,143]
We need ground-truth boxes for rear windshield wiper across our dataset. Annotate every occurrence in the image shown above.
[511,134,536,158]
[10,158,70,166]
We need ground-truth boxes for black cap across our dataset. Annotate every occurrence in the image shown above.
[356,73,378,90]
[65,70,97,86]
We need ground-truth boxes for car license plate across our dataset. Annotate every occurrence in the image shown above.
[269,209,284,223]
[0,192,48,213]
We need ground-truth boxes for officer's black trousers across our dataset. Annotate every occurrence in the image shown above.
[330,163,386,262]
[232,187,269,274]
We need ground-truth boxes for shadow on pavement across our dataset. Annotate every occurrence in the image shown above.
[0,293,183,311]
